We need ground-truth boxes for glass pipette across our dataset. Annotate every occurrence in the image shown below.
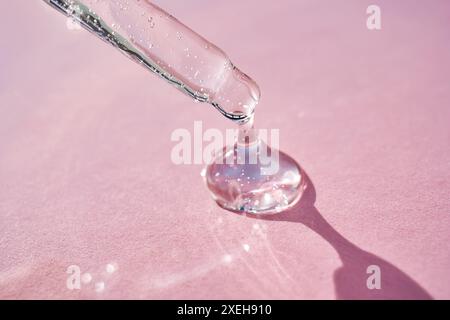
[42,0,260,123]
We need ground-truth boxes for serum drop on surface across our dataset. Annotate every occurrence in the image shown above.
[204,115,307,215]
[43,0,306,214]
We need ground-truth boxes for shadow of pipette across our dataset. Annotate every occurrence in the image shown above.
[239,173,433,299]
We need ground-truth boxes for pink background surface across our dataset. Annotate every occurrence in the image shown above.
[1,0,450,299]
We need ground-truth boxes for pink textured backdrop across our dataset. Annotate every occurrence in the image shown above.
[1,0,450,299]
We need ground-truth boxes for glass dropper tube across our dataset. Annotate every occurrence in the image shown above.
[43,0,260,123]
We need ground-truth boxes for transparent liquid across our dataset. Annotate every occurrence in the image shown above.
[44,0,305,214]
[204,116,306,214]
